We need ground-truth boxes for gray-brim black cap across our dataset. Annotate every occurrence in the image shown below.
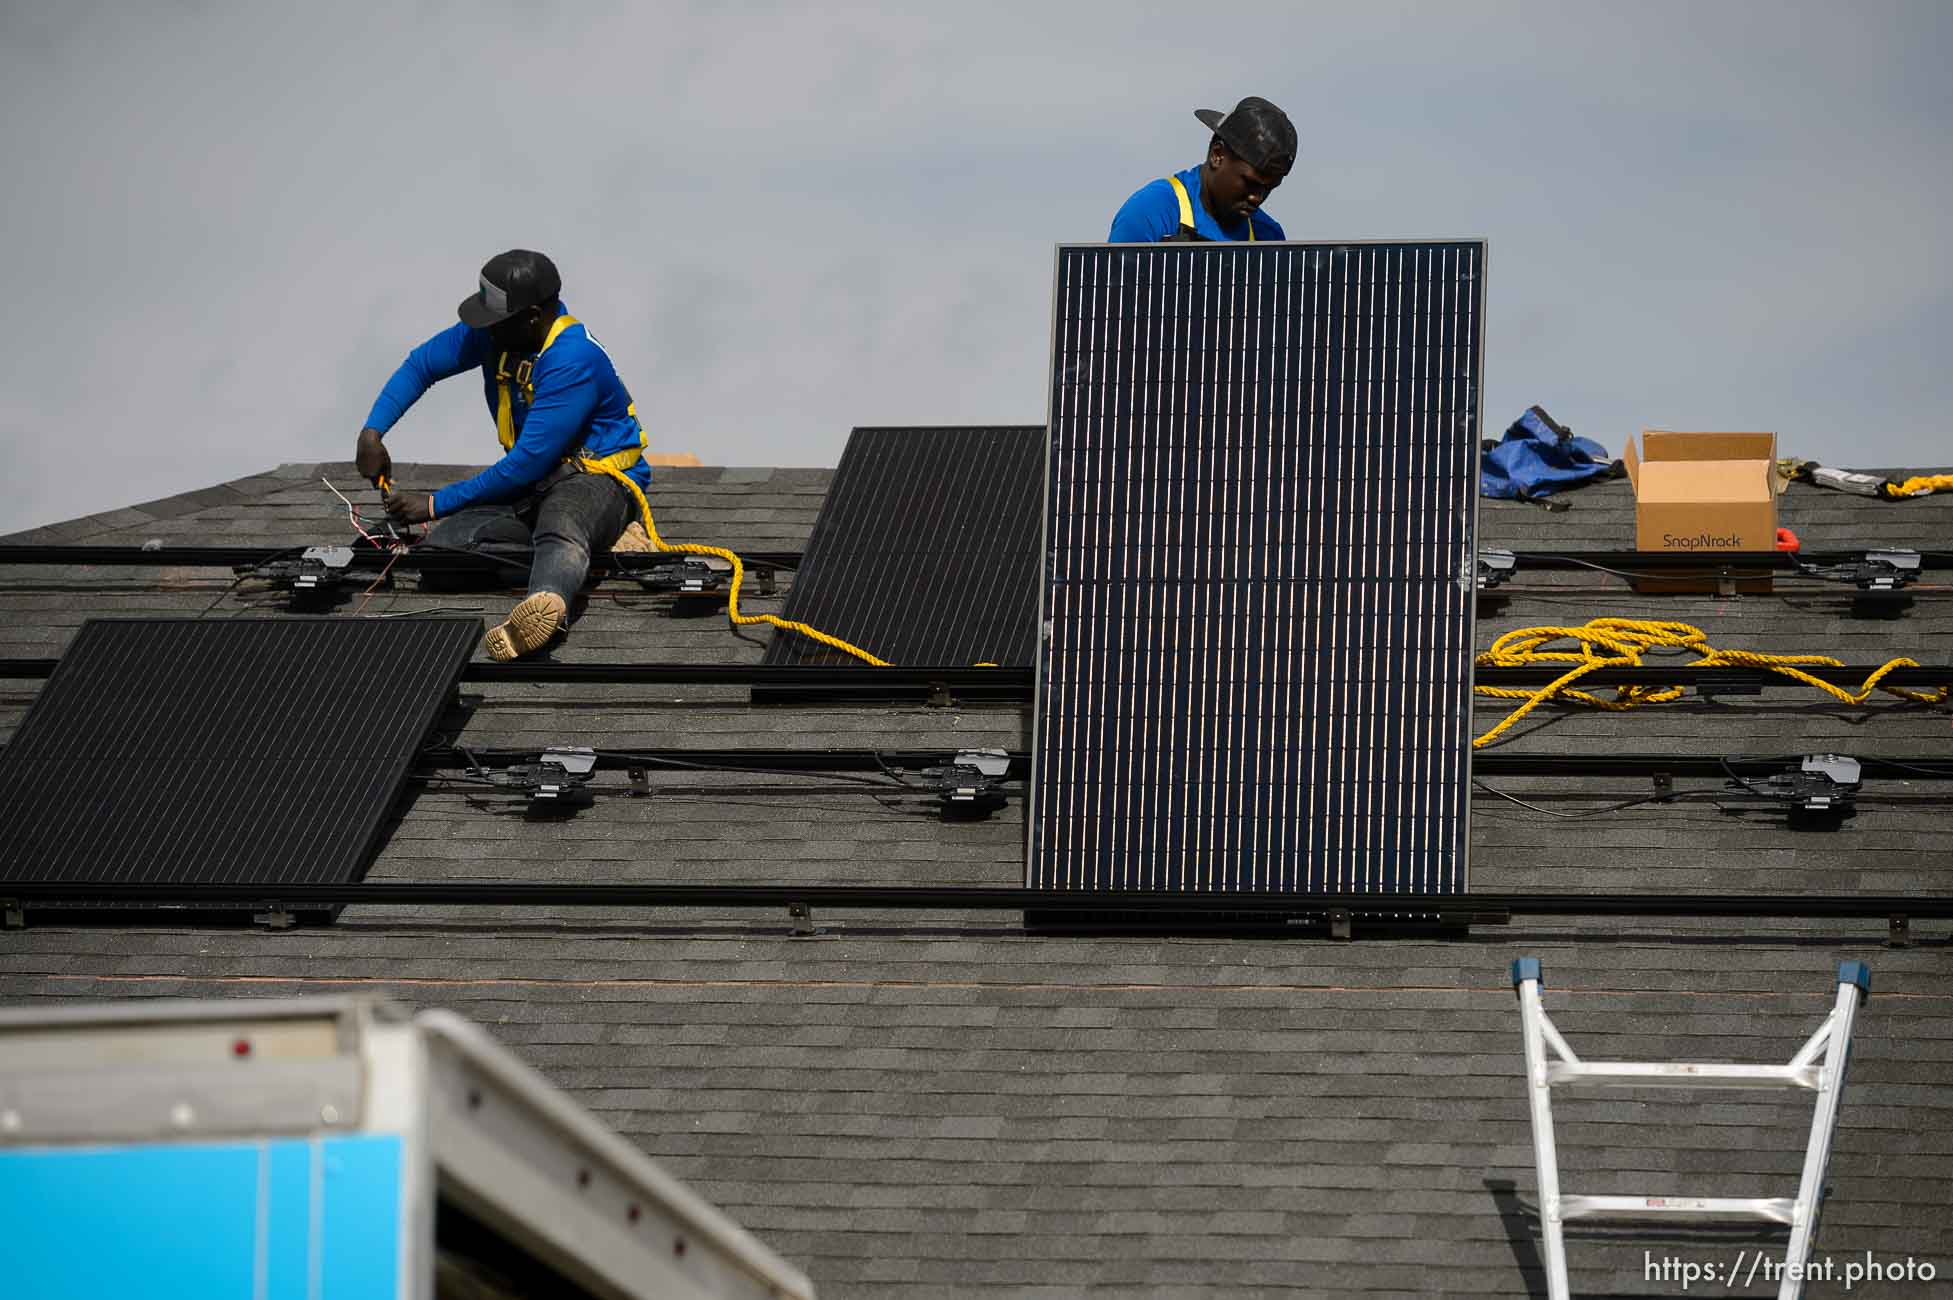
[1195,97,1297,174]
[458,250,562,330]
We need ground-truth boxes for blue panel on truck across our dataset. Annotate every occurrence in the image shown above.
[0,1134,403,1300]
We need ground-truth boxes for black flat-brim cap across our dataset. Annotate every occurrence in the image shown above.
[1195,97,1297,175]
[458,249,562,329]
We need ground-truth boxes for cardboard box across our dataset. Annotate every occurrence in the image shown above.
[1623,430,1778,553]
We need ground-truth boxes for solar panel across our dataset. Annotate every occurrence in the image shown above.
[0,617,480,892]
[763,426,1045,667]
[1028,242,1484,894]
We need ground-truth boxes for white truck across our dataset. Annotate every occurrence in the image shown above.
[0,996,815,1300]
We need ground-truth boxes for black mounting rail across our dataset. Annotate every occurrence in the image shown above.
[3,660,1951,694]
[462,663,1032,689]
[7,544,1948,577]
[1473,753,1953,778]
[1493,549,1953,573]
[2,881,1951,922]
[0,545,802,571]
[422,747,1033,778]
[419,748,1953,782]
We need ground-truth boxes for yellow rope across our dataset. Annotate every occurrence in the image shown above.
[1472,617,1946,749]
[1883,473,1953,499]
[580,456,891,667]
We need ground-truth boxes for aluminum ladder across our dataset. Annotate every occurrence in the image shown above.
[1509,958,1869,1300]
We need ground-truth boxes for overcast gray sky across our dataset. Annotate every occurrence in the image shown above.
[1,0,1946,535]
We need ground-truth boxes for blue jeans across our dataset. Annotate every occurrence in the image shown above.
[424,465,634,600]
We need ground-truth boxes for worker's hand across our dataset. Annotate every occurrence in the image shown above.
[383,490,435,525]
[355,427,392,487]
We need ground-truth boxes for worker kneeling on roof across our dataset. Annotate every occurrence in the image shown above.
[1110,97,1295,243]
[356,250,653,662]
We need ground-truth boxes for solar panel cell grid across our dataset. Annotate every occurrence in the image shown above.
[763,426,1046,668]
[1029,242,1484,894]
[0,617,480,889]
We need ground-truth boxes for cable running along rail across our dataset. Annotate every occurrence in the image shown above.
[4,883,1951,921]
[0,544,803,571]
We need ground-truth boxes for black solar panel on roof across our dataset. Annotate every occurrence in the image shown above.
[1028,242,1484,894]
[0,617,479,892]
[762,426,1045,667]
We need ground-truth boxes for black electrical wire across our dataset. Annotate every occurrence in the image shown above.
[1718,755,1788,802]
[1862,756,1953,778]
[1468,777,1719,821]
[193,547,308,619]
[874,752,934,790]
[456,746,493,781]
[426,746,919,791]
[411,779,947,821]
[404,538,535,578]
[1526,554,1671,582]
[605,749,910,790]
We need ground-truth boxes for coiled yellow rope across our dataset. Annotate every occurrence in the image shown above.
[1473,617,1947,749]
[582,457,890,667]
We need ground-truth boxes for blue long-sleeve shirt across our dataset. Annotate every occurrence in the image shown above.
[364,303,652,518]
[1109,164,1286,243]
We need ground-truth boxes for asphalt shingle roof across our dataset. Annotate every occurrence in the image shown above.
[3,462,1950,1297]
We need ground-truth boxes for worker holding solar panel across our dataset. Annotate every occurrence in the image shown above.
[354,250,655,661]
[1110,97,1295,243]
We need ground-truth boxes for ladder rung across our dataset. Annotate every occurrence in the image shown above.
[1560,1194,1795,1225]
[1547,1061,1819,1091]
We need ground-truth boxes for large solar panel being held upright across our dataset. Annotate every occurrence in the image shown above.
[763,425,1045,667]
[0,618,480,898]
[1029,242,1484,894]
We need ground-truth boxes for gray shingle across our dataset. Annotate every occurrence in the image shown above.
[2,464,1951,1296]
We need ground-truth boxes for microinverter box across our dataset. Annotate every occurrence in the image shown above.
[1622,430,1779,552]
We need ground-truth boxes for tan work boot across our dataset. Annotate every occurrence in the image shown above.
[484,591,568,662]
[612,521,655,553]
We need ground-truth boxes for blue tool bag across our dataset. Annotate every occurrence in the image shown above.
[1480,407,1620,506]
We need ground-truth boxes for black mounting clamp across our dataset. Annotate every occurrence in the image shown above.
[1853,550,1921,590]
[1759,754,1863,822]
[1472,548,1517,592]
[631,559,725,596]
[1799,549,1920,617]
[256,545,359,604]
[915,749,1012,820]
[508,746,599,813]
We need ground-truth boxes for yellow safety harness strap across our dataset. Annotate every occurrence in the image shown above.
[1165,175,1254,242]
[488,314,887,666]
[1167,175,1195,232]
[494,313,581,451]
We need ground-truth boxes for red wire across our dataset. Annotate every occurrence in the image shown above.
[353,546,405,616]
